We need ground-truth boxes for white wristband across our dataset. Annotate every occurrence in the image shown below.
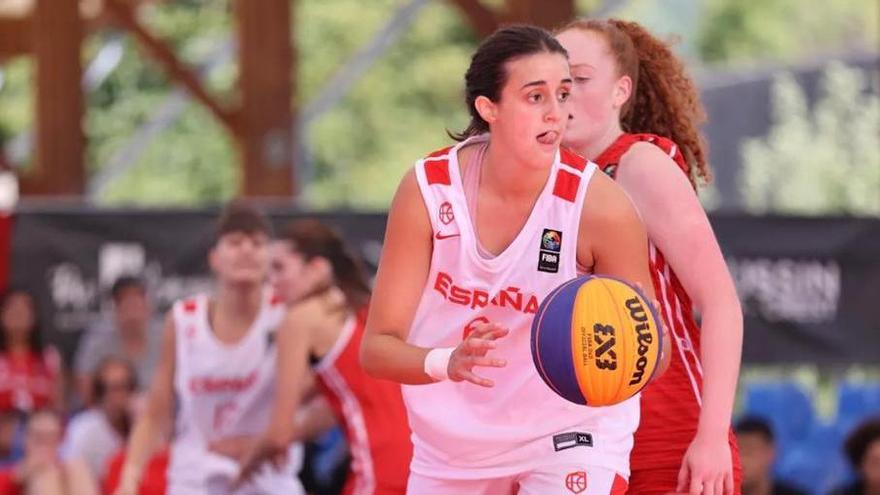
[424,347,455,382]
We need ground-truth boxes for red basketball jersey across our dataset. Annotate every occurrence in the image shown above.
[594,134,742,480]
[313,307,412,495]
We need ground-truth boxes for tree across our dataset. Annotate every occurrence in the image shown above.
[696,0,879,66]
[740,62,879,216]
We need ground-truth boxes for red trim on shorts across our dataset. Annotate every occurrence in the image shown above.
[611,474,628,495]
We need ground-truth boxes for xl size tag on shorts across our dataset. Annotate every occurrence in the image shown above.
[553,432,593,451]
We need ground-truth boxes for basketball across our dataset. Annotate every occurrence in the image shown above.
[531,275,664,407]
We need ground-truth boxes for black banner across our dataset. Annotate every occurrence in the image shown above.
[9,207,880,365]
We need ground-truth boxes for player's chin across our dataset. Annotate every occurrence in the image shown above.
[227,270,267,287]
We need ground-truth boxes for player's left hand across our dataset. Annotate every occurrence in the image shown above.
[676,431,734,495]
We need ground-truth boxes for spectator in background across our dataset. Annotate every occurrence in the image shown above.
[831,417,880,495]
[0,288,62,414]
[0,409,98,494]
[0,411,23,467]
[63,357,137,482]
[75,276,160,404]
[735,416,806,495]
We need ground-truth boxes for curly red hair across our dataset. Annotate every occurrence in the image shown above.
[560,19,711,186]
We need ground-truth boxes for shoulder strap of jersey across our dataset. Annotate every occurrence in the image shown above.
[552,147,596,203]
[413,144,459,236]
[171,294,206,343]
[593,133,691,185]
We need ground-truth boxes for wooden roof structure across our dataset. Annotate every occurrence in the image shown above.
[0,0,574,199]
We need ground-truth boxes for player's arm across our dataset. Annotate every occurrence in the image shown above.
[618,143,742,491]
[361,170,507,386]
[115,312,176,495]
[265,307,311,444]
[579,170,671,375]
[226,302,315,484]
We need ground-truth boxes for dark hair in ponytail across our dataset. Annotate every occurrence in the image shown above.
[280,219,370,310]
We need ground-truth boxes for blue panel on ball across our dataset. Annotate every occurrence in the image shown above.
[531,276,590,405]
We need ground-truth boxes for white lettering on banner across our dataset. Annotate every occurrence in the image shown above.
[46,242,213,332]
[99,243,146,289]
[727,257,841,324]
[48,263,98,311]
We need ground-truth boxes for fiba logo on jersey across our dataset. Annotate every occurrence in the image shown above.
[565,471,587,494]
[439,202,455,225]
[538,229,562,273]
[542,230,561,252]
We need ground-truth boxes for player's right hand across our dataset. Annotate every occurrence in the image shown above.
[448,322,509,387]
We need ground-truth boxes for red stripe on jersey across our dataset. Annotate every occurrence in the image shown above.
[425,159,451,186]
[560,147,588,171]
[594,133,691,185]
[426,146,453,159]
[183,299,197,313]
[552,169,580,202]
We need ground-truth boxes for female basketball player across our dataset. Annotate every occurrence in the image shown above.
[212,219,412,494]
[114,203,306,495]
[556,19,744,495]
[360,25,666,494]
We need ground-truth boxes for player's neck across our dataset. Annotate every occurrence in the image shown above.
[210,284,263,340]
[579,121,624,162]
[482,141,551,201]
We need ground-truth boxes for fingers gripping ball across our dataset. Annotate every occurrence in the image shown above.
[531,276,664,407]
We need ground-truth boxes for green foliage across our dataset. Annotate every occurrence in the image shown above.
[1,0,877,208]
[0,58,33,156]
[302,0,474,208]
[697,0,879,65]
[740,62,880,216]
[82,1,236,205]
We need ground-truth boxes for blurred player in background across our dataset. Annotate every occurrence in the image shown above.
[215,218,412,494]
[115,203,306,495]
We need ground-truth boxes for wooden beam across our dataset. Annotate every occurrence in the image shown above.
[447,0,499,38]
[503,0,575,30]
[0,17,31,59]
[234,0,295,197]
[104,0,238,135]
[21,0,84,196]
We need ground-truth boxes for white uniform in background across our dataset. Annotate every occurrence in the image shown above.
[168,291,304,495]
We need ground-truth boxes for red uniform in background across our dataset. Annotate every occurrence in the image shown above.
[0,347,60,413]
[594,133,743,494]
[313,308,412,495]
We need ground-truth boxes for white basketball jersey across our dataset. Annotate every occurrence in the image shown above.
[405,135,639,479]
[169,291,304,495]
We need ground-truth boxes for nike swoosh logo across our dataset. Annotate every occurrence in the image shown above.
[435,232,460,240]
